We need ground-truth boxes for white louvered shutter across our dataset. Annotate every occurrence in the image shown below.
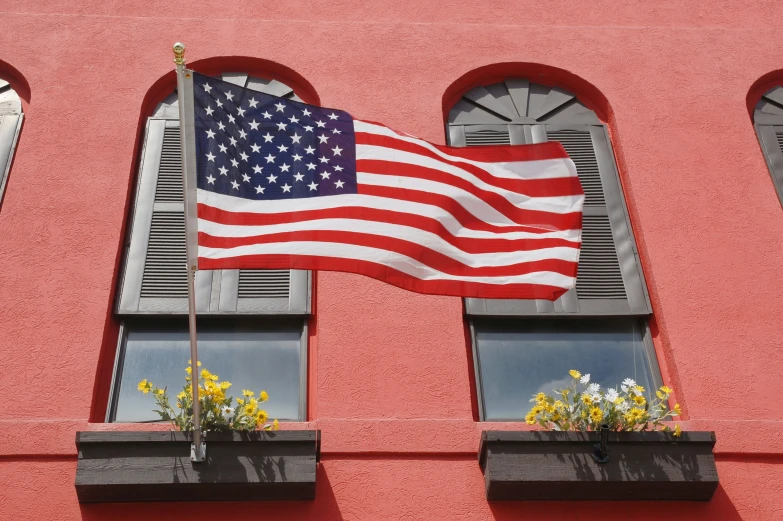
[117,74,310,315]
[447,80,650,316]
[0,79,23,206]
[754,86,783,206]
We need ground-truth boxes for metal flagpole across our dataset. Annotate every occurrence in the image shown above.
[173,42,205,463]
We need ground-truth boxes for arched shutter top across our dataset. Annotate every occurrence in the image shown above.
[448,80,600,126]
[754,86,783,125]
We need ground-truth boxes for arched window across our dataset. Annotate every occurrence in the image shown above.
[753,86,783,206]
[448,79,662,420]
[108,73,310,423]
[0,78,23,206]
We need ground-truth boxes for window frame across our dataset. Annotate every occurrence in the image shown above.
[468,317,664,421]
[105,316,309,423]
[0,79,23,207]
[753,86,783,206]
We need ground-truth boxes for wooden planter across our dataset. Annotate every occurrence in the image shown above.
[479,430,718,501]
[75,430,320,503]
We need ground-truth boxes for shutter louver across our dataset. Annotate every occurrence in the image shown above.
[118,73,312,315]
[753,87,783,206]
[451,79,650,316]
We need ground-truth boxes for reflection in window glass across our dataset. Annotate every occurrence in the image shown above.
[112,319,303,422]
[474,319,661,421]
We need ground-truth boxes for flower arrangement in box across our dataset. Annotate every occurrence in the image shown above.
[137,360,278,432]
[524,370,681,435]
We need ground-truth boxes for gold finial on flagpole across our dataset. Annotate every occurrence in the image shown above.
[173,42,186,66]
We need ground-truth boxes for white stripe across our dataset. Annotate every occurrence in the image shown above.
[197,189,582,241]
[355,120,579,180]
[356,144,583,214]
[358,172,570,232]
[198,242,576,287]
[199,218,580,266]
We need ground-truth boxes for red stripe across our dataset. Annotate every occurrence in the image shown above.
[356,121,569,162]
[357,184,582,233]
[359,159,581,230]
[198,230,578,278]
[198,198,574,236]
[355,132,582,197]
[198,253,569,300]
[198,205,579,253]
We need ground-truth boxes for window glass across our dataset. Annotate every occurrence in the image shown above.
[112,319,303,422]
[474,319,660,421]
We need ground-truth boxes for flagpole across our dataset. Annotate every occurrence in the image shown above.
[173,42,205,463]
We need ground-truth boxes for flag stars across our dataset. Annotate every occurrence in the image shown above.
[328,113,339,120]
[293,172,305,182]
[242,173,251,183]
[205,152,216,162]
[276,122,288,131]
[302,108,312,117]
[266,173,278,183]
[229,136,237,147]
[262,111,272,119]
[203,83,212,93]
[277,144,289,153]
[303,125,314,133]
[292,153,302,162]
[281,183,292,193]
[308,181,318,191]
[249,120,260,130]
[238,129,247,139]
[217,121,226,131]
[231,180,240,190]
[331,128,342,135]
[335,180,345,188]
[315,120,326,128]
[304,145,315,155]
[318,134,329,144]
[230,158,239,168]
[216,99,223,108]
[263,132,274,143]
[248,97,259,108]
[319,156,330,164]
[252,164,263,174]
[306,162,316,171]
[225,91,234,101]
[218,166,229,176]
[227,114,236,124]
[239,151,249,162]
[206,174,216,184]
[218,144,228,154]
[280,163,291,173]
[255,185,265,194]
[264,153,276,163]
[332,146,343,156]
[237,107,246,117]
[274,102,286,112]
[205,106,214,116]
[250,143,261,153]
[320,171,331,179]
[288,115,300,124]
[290,133,302,144]
[334,165,344,172]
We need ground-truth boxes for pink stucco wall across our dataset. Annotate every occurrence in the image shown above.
[0,1,782,519]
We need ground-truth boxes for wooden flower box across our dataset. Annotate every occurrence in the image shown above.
[75,430,320,503]
[479,430,718,501]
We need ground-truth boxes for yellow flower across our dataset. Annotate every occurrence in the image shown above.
[569,370,581,379]
[237,398,244,406]
[177,391,187,400]
[185,367,192,375]
[633,394,647,406]
[259,390,269,402]
[154,389,164,396]
[673,403,682,415]
[614,396,625,405]
[256,409,268,424]
[581,394,593,405]
[673,424,682,437]
[187,360,202,367]
[525,412,537,425]
[656,391,665,400]
[273,419,280,430]
[534,392,547,403]
[220,381,232,390]
[242,390,254,397]
[553,400,565,411]
[137,379,152,394]
[589,406,603,423]
[531,405,544,415]
[659,386,673,395]
[633,384,645,394]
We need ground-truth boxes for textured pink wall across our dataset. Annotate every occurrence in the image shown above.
[0,1,781,519]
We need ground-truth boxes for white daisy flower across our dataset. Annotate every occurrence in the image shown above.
[621,385,628,393]
[631,387,643,397]
[588,383,601,394]
[590,392,602,402]
[580,374,591,384]
[622,378,636,388]
[618,401,630,412]
[221,406,234,418]
[605,389,619,402]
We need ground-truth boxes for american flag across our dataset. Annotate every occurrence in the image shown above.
[192,72,584,300]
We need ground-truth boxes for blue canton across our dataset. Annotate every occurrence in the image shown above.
[193,72,357,200]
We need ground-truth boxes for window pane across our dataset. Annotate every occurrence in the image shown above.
[113,319,303,422]
[474,319,660,421]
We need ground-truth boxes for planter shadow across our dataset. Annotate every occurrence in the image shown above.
[75,430,320,503]
[479,430,718,501]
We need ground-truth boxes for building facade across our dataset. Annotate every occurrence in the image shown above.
[0,1,782,519]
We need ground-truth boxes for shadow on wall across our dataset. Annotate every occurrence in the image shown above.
[489,485,742,521]
[78,465,344,521]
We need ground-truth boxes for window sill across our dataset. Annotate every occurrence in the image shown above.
[75,430,320,503]
[479,430,718,501]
